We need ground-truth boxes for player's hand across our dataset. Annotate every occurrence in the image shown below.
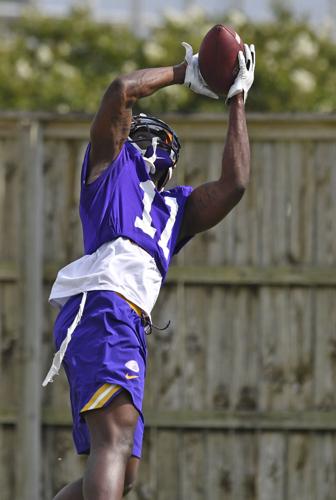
[227,44,256,104]
[181,42,219,99]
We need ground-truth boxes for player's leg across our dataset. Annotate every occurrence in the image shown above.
[51,292,145,499]
[53,456,140,499]
[82,390,139,500]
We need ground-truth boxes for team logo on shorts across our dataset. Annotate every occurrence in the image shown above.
[125,360,140,373]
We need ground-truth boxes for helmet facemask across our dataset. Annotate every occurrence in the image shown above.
[128,114,181,191]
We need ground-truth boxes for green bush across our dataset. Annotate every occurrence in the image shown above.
[0,6,335,113]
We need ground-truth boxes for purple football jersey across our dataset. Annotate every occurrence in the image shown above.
[80,141,193,278]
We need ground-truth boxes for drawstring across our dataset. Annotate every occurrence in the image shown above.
[117,292,170,336]
[141,312,170,335]
[42,292,87,387]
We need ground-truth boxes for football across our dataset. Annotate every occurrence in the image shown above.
[198,24,244,96]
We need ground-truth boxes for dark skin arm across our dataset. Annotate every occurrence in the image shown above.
[178,93,250,239]
[88,64,186,183]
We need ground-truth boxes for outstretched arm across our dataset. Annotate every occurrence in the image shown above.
[178,94,249,238]
[88,64,186,182]
[178,43,255,239]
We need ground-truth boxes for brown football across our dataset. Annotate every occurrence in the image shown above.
[198,24,244,96]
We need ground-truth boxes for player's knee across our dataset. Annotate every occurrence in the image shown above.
[115,426,135,457]
[100,423,134,458]
[88,418,135,460]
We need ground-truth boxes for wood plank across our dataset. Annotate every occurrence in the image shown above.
[207,431,235,500]
[146,284,184,411]
[17,121,43,500]
[203,141,234,266]
[231,289,259,411]
[0,408,331,431]
[183,286,208,411]
[0,284,20,408]
[0,121,19,138]
[132,427,158,500]
[259,288,292,411]
[244,140,263,266]
[315,142,336,266]
[0,139,20,261]
[183,140,216,266]
[233,432,258,500]
[287,434,314,500]
[167,266,336,286]
[0,261,18,281]
[181,431,206,500]
[313,433,336,500]
[271,141,289,264]
[0,426,16,500]
[156,430,181,500]
[207,432,258,500]
[43,140,73,263]
[288,142,315,264]
[170,114,336,141]
[257,433,286,500]
[313,289,336,408]
[260,142,274,266]
[286,289,314,410]
[206,287,233,410]
[258,287,280,412]
[1,113,336,142]
[0,144,5,257]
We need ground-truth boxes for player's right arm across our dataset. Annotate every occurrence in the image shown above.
[87,64,187,183]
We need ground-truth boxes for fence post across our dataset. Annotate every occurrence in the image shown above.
[17,120,43,500]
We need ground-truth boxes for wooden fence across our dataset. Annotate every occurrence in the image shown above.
[0,112,336,500]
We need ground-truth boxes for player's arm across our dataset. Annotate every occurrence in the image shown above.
[178,44,255,239]
[179,93,249,238]
[88,64,186,181]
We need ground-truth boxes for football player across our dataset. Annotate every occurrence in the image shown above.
[44,42,255,500]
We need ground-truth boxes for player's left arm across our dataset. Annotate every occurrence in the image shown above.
[178,44,255,240]
[178,94,249,238]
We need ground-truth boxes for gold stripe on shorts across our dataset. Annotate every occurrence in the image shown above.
[80,383,121,413]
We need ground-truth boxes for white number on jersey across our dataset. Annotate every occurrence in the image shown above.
[158,197,178,259]
[134,181,157,238]
[134,180,178,261]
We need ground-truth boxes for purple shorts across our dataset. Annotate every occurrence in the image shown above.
[53,290,147,458]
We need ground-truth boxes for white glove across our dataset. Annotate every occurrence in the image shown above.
[181,42,219,99]
[227,44,256,103]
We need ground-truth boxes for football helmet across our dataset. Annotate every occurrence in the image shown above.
[128,113,181,191]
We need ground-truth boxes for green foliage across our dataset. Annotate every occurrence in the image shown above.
[0,8,141,112]
[0,6,335,113]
